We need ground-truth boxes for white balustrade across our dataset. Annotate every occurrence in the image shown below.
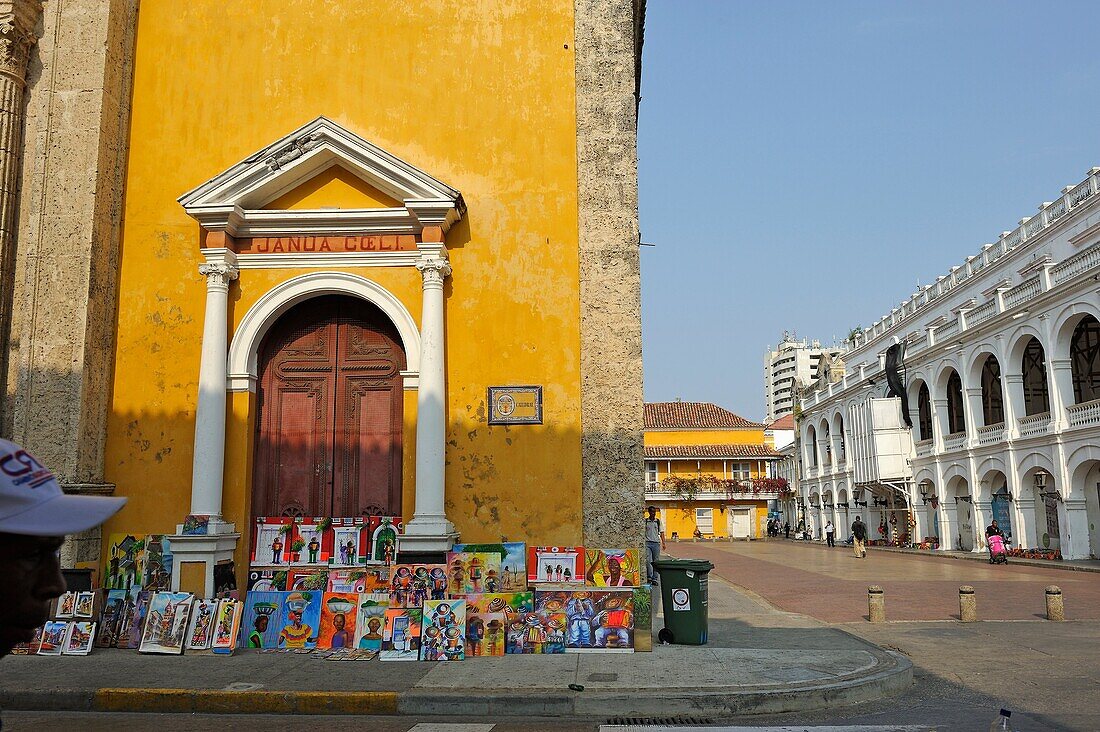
[1004,276,1042,309]
[1052,242,1100,285]
[943,432,967,452]
[914,438,933,457]
[1017,411,1051,437]
[966,300,997,328]
[1067,399,1100,429]
[977,423,1005,446]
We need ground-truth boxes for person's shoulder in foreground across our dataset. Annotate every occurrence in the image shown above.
[0,438,126,658]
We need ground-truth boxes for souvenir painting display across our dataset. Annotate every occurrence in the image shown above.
[463,592,534,625]
[37,621,68,655]
[13,626,44,655]
[73,591,97,619]
[139,592,194,655]
[251,518,294,567]
[452,542,527,592]
[380,607,421,661]
[355,595,388,651]
[317,593,358,649]
[446,551,501,595]
[420,599,466,661]
[212,599,243,654]
[292,518,333,566]
[537,589,634,652]
[367,516,402,565]
[330,518,367,566]
[329,567,390,593]
[247,568,288,592]
[55,591,77,619]
[142,535,174,591]
[119,591,151,649]
[63,622,95,655]
[182,514,210,535]
[277,591,322,649]
[287,568,329,591]
[507,597,566,655]
[527,546,583,584]
[95,590,129,648]
[632,586,653,652]
[104,533,145,591]
[241,591,282,649]
[187,598,218,650]
[388,564,447,608]
[584,549,641,588]
[466,611,507,657]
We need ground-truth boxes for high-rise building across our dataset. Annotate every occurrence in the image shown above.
[763,335,845,423]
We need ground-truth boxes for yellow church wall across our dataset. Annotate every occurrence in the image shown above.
[102,0,584,573]
[643,428,766,446]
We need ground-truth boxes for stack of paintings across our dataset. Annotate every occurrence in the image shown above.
[139,592,194,655]
[420,599,466,660]
[535,589,635,653]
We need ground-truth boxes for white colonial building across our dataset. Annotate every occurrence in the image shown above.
[797,167,1100,560]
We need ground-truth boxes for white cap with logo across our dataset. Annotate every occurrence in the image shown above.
[0,438,126,536]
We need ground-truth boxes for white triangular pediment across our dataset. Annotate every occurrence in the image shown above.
[178,117,465,237]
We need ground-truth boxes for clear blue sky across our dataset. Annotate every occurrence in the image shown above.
[638,0,1100,421]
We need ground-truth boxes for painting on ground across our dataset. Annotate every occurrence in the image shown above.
[466,611,507,657]
[527,546,583,584]
[240,591,282,649]
[317,593,358,649]
[247,568,288,592]
[139,592,194,655]
[328,566,390,593]
[388,564,447,608]
[120,591,152,649]
[584,549,641,587]
[380,607,422,661]
[451,542,526,591]
[292,518,332,566]
[446,552,501,594]
[536,589,634,652]
[212,599,243,653]
[63,622,95,655]
[367,516,402,565]
[276,591,322,649]
[355,595,388,651]
[55,591,76,618]
[464,592,534,625]
[37,621,67,655]
[287,568,330,591]
[104,534,145,591]
[506,595,566,654]
[633,586,653,652]
[142,535,173,591]
[420,599,466,661]
[95,590,129,648]
[73,591,96,619]
[330,519,367,566]
[187,598,218,650]
[251,518,292,566]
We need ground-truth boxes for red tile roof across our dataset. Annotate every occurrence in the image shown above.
[644,402,764,430]
[767,414,795,431]
[644,444,783,459]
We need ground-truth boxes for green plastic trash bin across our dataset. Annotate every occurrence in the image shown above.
[652,558,713,645]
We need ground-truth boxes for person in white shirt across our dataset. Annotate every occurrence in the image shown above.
[825,520,835,548]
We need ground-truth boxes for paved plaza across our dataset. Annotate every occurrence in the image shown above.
[668,539,1100,622]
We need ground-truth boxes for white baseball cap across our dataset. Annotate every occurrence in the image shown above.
[0,438,126,536]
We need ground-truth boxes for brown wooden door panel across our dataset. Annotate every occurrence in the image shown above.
[252,295,405,522]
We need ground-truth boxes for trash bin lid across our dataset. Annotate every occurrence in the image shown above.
[652,558,714,572]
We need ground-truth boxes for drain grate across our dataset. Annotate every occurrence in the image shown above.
[605,716,715,726]
[587,672,619,682]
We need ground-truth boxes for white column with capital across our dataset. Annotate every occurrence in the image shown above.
[401,243,458,553]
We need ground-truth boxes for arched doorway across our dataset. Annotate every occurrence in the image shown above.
[251,294,407,519]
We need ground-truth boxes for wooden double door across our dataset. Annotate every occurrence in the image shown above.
[252,295,405,519]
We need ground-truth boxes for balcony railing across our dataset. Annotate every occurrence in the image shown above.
[1067,399,1100,429]
[914,438,933,457]
[943,432,967,452]
[1053,241,1100,285]
[1004,276,1042,309]
[1018,411,1051,437]
[977,422,1005,446]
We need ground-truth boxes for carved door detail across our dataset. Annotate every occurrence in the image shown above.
[252,295,405,519]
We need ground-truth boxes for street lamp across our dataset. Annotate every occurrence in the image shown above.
[1035,470,1061,502]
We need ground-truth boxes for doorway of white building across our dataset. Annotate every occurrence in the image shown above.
[728,508,752,539]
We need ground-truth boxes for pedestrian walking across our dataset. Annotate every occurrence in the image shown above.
[644,506,665,585]
[851,516,867,558]
[0,439,126,658]
[825,520,835,547]
[783,521,790,539]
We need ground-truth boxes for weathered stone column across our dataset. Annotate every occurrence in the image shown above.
[402,242,457,553]
[190,250,238,526]
[0,3,38,370]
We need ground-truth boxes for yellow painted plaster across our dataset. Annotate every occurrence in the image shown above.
[103,0,582,578]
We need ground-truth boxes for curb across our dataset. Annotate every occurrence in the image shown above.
[0,652,911,718]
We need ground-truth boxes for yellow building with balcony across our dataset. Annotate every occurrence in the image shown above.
[644,402,785,540]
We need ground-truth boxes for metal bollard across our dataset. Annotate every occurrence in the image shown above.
[959,585,976,622]
[868,585,885,623]
[1046,585,1064,621]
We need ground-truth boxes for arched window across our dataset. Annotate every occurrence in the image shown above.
[1070,316,1100,404]
[917,383,933,441]
[946,370,966,434]
[836,416,846,460]
[822,423,831,463]
[806,426,818,467]
[1021,338,1050,415]
[980,355,1004,425]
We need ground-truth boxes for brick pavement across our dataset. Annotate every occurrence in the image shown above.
[667,539,1100,622]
